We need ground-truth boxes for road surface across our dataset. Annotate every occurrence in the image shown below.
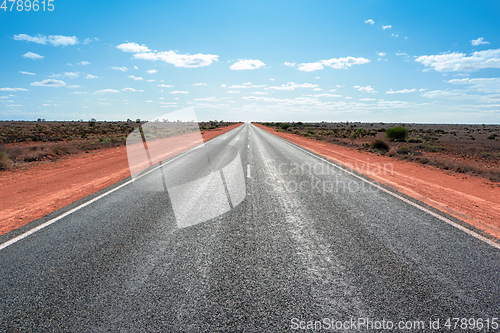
[1,123,499,332]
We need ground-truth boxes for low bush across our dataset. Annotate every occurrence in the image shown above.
[386,126,409,141]
[407,137,423,143]
[0,151,13,170]
[370,139,389,151]
[454,165,472,173]
[397,146,411,154]
[487,133,497,140]
[424,144,443,152]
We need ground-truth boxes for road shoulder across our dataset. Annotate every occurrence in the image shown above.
[254,123,500,242]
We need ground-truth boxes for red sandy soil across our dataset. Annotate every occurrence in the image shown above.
[0,123,242,236]
[254,124,500,241]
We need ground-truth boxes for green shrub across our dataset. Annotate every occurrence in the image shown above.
[487,133,497,140]
[355,128,367,137]
[370,139,389,151]
[280,123,291,131]
[386,126,409,141]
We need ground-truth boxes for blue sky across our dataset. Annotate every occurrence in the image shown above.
[1,0,499,123]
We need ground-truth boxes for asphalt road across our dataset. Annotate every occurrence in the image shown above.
[1,123,499,332]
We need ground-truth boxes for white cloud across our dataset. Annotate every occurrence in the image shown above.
[157,84,173,88]
[448,77,500,94]
[195,97,219,101]
[146,69,158,74]
[192,83,207,86]
[421,90,462,98]
[382,25,392,30]
[268,82,319,90]
[297,62,324,72]
[377,52,386,57]
[128,75,143,80]
[386,88,417,94]
[415,49,500,72]
[0,87,28,91]
[227,91,241,94]
[365,19,375,24]
[298,56,370,72]
[284,62,296,67]
[227,84,265,89]
[95,89,120,94]
[83,37,99,44]
[396,52,408,56]
[14,34,46,44]
[62,72,80,78]
[170,90,189,94]
[78,61,90,65]
[359,98,376,101]
[230,59,265,70]
[354,85,376,93]
[48,35,78,46]
[14,34,78,46]
[117,42,151,53]
[122,88,137,92]
[67,85,81,89]
[23,52,43,60]
[471,37,490,46]
[312,93,342,98]
[85,74,98,79]
[19,71,35,75]
[134,50,219,68]
[31,79,66,87]
[111,66,128,72]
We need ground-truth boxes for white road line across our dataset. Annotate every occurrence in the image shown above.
[0,134,227,251]
[247,164,251,178]
[253,125,500,250]
[248,144,250,149]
